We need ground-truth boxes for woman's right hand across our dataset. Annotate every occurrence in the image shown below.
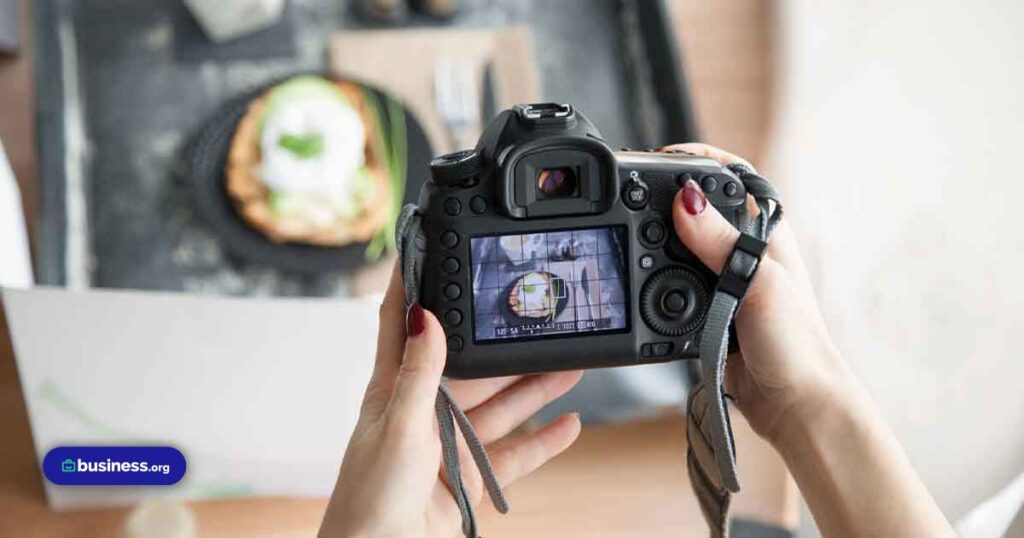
[663,143,955,537]
[663,143,853,445]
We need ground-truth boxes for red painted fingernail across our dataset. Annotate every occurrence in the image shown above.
[406,303,425,337]
[682,180,706,216]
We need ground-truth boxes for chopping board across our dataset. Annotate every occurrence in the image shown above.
[330,27,541,155]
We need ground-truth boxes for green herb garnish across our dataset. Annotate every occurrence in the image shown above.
[363,90,408,262]
[278,133,325,159]
[269,191,285,214]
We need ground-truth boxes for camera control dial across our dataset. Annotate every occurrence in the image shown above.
[639,267,710,337]
[430,149,482,187]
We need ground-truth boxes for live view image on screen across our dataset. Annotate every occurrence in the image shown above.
[469,227,629,342]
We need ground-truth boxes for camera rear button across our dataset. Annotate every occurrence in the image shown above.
[641,342,673,358]
[441,257,460,274]
[701,176,718,192]
[724,181,739,197]
[662,290,688,314]
[622,183,649,210]
[470,196,487,214]
[639,254,654,270]
[641,221,666,246]
[443,283,462,300]
[444,309,463,326]
[447,335,464,352]
[441,231,460,249]
[444,197,462,216]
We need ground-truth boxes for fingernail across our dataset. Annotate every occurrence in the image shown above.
[406,303,426,337]
[682,179,706,216]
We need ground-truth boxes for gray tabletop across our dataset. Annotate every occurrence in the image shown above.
[36,0,643,296]
[34,0,715,463]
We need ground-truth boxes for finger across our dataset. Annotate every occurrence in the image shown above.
[441,424,485,506]
[665,142,796,270]
[666,145,816,312]
[660,142,754,169]
[444,375,524,412]
[743,187,808,292]
[723,351,747,400]
[672,180,741,274]
[467,370,583,444]
[385,304,447,430]
[763,219,816,305]
[360,262,408,420]
[489,413,582,487]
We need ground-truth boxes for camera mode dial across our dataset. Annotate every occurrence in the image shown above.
[639,267,710,337]
[430,149,482,187]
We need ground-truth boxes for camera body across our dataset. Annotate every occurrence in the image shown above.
[416,103,750,378]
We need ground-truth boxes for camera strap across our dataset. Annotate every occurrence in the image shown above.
[396,204,508,538]
[686,163,783,538]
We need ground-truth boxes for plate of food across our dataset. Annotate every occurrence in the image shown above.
[501,271,570,324]
[184,74,433,273]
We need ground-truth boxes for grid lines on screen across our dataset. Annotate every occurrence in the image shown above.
[469,227,628,342]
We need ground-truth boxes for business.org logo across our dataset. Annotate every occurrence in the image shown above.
[58,456,171,475]
[44,447,185,485]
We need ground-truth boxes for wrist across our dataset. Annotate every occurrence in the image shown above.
[765,354,871,455]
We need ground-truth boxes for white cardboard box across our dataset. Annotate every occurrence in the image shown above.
[3,286,379,510]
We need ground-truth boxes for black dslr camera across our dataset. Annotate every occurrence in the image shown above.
[413,103,752,378]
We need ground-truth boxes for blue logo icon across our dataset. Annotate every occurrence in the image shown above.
[61,458,76,473]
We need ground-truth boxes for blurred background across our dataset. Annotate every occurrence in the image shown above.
[1,0,1022,537]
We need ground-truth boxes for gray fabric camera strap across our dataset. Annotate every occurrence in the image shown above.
[395,162,782,538]
[397,204,508,538]
[686,163,783,538]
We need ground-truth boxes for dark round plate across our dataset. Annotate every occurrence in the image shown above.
[183,75,432,274]
[500,271,570,326]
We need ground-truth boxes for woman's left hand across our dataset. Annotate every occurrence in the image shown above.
[319,264,584,538]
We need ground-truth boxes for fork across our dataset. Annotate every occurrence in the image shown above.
[434,57,480,151]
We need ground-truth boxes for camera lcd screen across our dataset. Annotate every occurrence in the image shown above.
[469,227,629,342]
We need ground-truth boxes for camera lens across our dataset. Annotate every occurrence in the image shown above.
[536,167,578,198]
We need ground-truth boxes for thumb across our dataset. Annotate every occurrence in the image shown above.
[385,303,447,427]
[671,179,740,273]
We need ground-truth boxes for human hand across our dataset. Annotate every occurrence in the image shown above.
[663,143,854,445]
[319,264,583,538]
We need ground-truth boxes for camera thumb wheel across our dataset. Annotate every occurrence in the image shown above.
[639,267,710,337]
[430,149,482,187]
